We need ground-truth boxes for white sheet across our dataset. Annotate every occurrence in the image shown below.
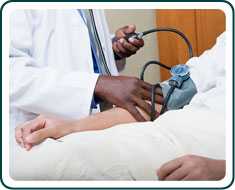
[10,107,225,180]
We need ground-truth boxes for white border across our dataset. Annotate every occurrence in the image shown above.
[2,1,234,189]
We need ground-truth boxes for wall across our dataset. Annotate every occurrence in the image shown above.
[105,9,160,84]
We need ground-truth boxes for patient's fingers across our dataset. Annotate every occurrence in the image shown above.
[24,143,33,151]
[15,127,24,147]
[157,158,183,180]
[25,127,53,146]
[22,117,45,138]
[22,127,34,150]
[22,124,33,139]
[182,173,197,180]
[27,116,46,133]
[164,166,188,180]
[15,116,46,150]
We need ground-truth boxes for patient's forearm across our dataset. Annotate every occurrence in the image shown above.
[60,103,162,138]
[62,107,149,136]
[17,108,143,150]
[17,104,162,149]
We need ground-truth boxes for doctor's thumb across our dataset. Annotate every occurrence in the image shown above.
[125,24,136,33]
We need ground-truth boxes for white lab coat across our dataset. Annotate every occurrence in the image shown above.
[10,10,119,127]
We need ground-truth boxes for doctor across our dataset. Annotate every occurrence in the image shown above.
[10,9,159,128]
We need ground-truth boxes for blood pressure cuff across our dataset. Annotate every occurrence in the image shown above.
[160,78,197,110]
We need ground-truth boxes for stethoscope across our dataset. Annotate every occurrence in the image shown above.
[85,10,112,75]
[89,9,193,120]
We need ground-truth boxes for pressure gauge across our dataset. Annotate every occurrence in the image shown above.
[170,64,190,79]
[169,64,190,88]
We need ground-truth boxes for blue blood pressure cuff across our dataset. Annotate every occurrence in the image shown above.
[160,65,197,110]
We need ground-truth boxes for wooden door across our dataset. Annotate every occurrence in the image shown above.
[156,10,225,81]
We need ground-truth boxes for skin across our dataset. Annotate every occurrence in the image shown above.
[94,75,163,122]
[15,105,162,151]
[93,24,155,122]
[157,154,225,181]
[15,21,162,148]
[112,24,144,59]
[13,22,226,181]
[106,25,226,181]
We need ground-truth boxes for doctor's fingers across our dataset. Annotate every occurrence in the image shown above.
[157,157,183,180]
[138,81,164,97]
[131,95,152,116]
[128,38,144,48]
[115,24,136,38]
[119,38,139,52]
[139,88,164,105]
[138,81,164,104]
[155,94,164,104]
[138,80,152,91]
[125,103,146,122]
[115,41,133,57]
[112,41,129,58]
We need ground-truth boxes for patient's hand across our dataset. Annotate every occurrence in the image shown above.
[15,102,163,151]
[15,115,72,151]
[157,154,225,180]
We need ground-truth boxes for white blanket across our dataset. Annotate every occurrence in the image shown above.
[10,33,226,180]
[10,107,225,180]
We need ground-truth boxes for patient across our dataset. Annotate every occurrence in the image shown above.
[12,32,226,180]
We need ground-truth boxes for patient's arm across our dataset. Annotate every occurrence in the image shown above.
[16,105,162,150]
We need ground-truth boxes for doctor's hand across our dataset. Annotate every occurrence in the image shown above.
[157,155,226,181]
[15,115,72,151]
[95,75,163,121]
[112,24,144,59]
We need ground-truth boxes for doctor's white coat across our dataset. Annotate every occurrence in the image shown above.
[10,10,119,127]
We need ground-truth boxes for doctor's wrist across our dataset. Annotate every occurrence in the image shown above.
[94,75,106,98]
